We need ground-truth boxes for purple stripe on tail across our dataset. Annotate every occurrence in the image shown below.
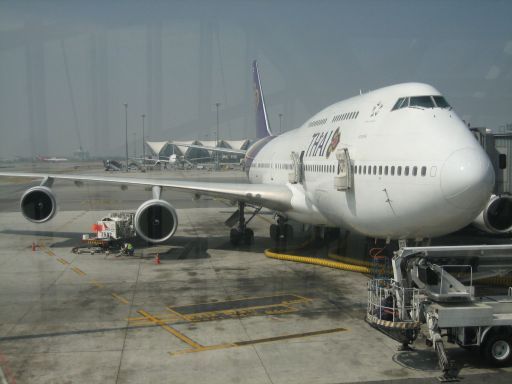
[252,60,272,138]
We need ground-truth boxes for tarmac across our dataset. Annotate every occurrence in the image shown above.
[1,162,512,384]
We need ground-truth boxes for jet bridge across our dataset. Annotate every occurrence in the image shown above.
[367,244,512,382]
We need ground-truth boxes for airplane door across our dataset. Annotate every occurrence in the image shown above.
[334,148,352,190]
[289,151,304,184]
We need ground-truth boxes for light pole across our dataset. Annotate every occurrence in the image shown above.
[123,103,128,172]
[133,132,137,157]
[279,113,283,134]
[141,114,146,169]
[215,102,221,170]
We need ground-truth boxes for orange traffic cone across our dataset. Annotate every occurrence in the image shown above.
[154,254,161,265]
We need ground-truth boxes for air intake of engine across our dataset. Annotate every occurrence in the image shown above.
[20,186,57,223]
[473,194,512,234]
[134,199,178,243]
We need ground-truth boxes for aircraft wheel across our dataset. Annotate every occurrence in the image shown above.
[230,228,242,246]
[243,228,254,245]
[270,224,280,242]
[282,224,294,241]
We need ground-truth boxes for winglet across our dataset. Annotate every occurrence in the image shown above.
[252,60,272,138]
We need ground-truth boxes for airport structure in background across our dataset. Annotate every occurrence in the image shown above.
[145,139,250,163]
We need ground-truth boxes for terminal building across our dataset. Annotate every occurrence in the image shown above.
[145,139,251,164]
[471,127,512,194]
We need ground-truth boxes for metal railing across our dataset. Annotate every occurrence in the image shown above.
[367,278,420,323]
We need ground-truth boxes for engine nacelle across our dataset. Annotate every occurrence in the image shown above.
[20,186,57,223]
[134,199,178,243]
[473,194,512,234]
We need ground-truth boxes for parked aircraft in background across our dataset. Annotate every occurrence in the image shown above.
[0,61,505,247]
[36,155,69,162]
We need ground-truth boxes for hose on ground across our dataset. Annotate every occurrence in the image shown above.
[264,248,372,274]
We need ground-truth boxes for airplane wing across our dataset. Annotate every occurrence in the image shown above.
[0,172,292,211]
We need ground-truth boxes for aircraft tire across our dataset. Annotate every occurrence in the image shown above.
[230,228,242,246]
[243,228,254,245]
[270,224,280,242]
[282,224,294,241]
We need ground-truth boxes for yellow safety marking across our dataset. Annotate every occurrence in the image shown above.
[166,307,194,322]
[169,293,309,310]
[366,314,420,330]
[167,294,311,322]
[71,267,86,276]
[37,241,55,256]
[89,280,104,288]
[56,258,70,265]
[170,327,348,356]
[180,304,298,322]
[170,343,237,356]
[127,314,181,327]
[137,310,203,349]
[111,293,129,305]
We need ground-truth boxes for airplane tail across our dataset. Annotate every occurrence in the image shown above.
[252,60,273,138]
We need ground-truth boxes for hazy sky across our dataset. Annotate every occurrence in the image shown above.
[0,0,511,157]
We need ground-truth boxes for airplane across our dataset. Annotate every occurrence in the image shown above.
[36,155,69,162]
[0,60,508,248]
[103,159,123,171]
[131,153,215,169]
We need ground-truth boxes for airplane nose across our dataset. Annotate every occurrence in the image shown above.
[440,148,494,210]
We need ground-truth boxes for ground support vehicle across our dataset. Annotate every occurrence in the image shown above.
[367,245,512,381]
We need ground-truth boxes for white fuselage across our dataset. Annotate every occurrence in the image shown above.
[248,83,494,240]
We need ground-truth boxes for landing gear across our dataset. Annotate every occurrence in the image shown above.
[229,202,259,246]
[270,216,293,243]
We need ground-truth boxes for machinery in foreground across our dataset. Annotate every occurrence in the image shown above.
[367,245,512,382]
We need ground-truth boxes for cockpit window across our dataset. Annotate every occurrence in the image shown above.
[391,95,451,111]
[409,96,435,108]
[433,96,451,109]
[392,98,405,111]
[391,97,409,111]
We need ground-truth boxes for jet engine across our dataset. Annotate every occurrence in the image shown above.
[20,186,57,223]
[472,194,512,234]
[134,199,178,243]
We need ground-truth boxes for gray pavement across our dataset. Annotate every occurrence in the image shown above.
[0,163,511,383]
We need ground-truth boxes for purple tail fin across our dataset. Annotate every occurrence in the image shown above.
[252,60,272,138]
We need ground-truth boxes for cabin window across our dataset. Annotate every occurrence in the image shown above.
[405,166,410,176]
[391,166,395,176]
[363,166,367,174]
[421,166,427,176]
[378,166,382,175]
[384,166,388,175]
[412,166,418,176]
[373,166,377,174]
[397,166,402,176]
